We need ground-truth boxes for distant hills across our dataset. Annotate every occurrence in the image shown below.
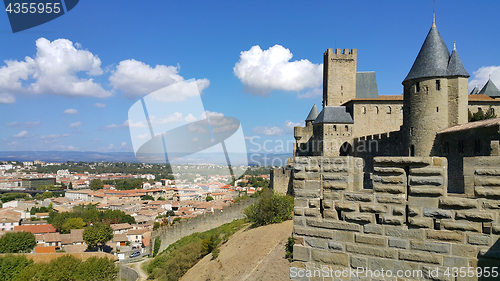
[0,151,292,166]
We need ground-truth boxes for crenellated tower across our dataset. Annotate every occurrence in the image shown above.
[323,48,357,107]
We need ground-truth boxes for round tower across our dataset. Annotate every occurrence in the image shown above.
[402,17,469,156]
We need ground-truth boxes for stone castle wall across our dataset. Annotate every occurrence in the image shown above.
[149,198,254,254]
[291,156,500,281]
[270,167,293,195]
[323,49,357,107]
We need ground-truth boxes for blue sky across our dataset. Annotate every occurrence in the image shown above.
[1,0,499,157]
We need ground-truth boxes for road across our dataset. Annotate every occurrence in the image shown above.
[125,256,150,281]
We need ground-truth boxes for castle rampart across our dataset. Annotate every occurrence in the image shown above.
[291,156,500,280]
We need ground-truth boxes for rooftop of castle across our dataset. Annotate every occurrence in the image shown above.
[438,117,500,134]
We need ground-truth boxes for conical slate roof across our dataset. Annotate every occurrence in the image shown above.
[305,103,319,122]
[446,46,469,77]
[479,79,500,98]
[404,24,450,82]
[469,86,479,95]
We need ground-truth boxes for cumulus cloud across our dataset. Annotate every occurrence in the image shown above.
[0,38,111,102]
[121,142,127,148]
[234,45,322,96]
[95,103,106,108]
[109,59,210,99]
[252,120,301,136]
[69,121,81,128]
[201,110,224,119]
[63,108,79,115]
[298,87,322,99]
[469,65,500,93]
[13,131,28,138]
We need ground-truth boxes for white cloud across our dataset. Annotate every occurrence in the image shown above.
[6,121,40,127]
[136,133,149,139]
[469,65,500,93]
[69,121,81,128]
[63,108,79,115]
[0,93,15,104]
[109,59,210,99]
[95,103,106,108]
[252,120,301,136]
[121,142,127,148]
[234,45,322,96]
[184,113,197,122]
[298,87,322,99]
[201,110,224,119]
[13,131,28,138]
[0,38,111,102]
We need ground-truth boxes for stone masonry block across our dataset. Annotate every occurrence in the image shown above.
[442,256,468,268]
[306,218,362,232]
[393,206,405,216]
[304,208,321,217]
[475,186,500,198]
[384,226,425,240]
[363,224,383,235]
[359,203,387,213]
[388,237,408,249]
[293,245,310,262]
[409,186,445,196]
[382,216,404,226]
[310,248,348,266]
[294,190,321,199]
[408,206,420,216]
[305,180,320,190]
[294,227,335,240]
[355,233,386,246]
[344,193,373,202]
[293,180,305,189]
[335,202,357,212]
[425,230,464,243]
[350,255,367,268]
[308,199,320,208]
[323,181,349,190]
[451,244,478,258]
[334,231,355,243]
[408,196,439,208]
[398,251,442,264]
[409,175,444,186]
[328,241,343,251]
[345,244,397,259]
[410,240,450,254]
[323,191,341,200]
[294,207,304,216]
[455,211,494,221]
[422,208,453,219]
[442,220,482,232]
[322,200,334,209]
[408,217,433,229]
[376,195,405,204]
[323,210,338,220]
[294,198,308,208]
[294,172,306,180]
[372,175,405,184]
[439,197,478,209]
[344,212,374,224]
[467,234,490,246]
[373,184,405,194]
[373,167,405,174]
[484,201,500,209]
[409,166,444,176]
[304,237,328,249]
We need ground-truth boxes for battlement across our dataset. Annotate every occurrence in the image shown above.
[326,48,357,56]
[291,156,500,280]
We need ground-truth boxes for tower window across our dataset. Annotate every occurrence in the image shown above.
[436,107,439,112]
[416,82,420,92]
[410,145,415,156]
[345,125,348,131]
[387,106,391,114]
[333,125,337,131]
[362,106,366,114]
[375,106,379,114]
[436,80,441,91]
[410,127,414,136]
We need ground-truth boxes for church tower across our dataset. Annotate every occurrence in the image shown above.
[402,16,469,156]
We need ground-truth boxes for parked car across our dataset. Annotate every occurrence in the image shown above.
[129,251,140,258]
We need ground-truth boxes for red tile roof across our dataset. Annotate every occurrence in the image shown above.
[14,224,56,234]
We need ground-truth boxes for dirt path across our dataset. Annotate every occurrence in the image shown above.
[181,219,293,281]
[127,257,150,281]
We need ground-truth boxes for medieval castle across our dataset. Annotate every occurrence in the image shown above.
[271,15,500,280]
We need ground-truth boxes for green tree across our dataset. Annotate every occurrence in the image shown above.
[141,195,154,200]
[153,237,161,257]
[244,189,294,226]
[0,231,36,253]
[469,107,497,122]
[83,224,113,251]
[0,255,33,280]
[89,179,104,191]
[76,257,118,281]
[61,217,86,234]
[205,196,214,202]
[68,182,73,189]
[45,255,80,280]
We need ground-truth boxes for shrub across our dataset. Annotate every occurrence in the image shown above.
[0,231,36,253]
[285,235,294,262]
[244,189,294,226]
[153,237,161,257]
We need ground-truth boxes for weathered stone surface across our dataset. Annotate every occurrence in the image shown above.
[294,226,335,239]
[422,208,453,219]
[328,241,343,251]
[293,245,310,262]
[409,186,444,195]
[455,210,494,221]
[372,175,405,184]
[323,210,338,219]
[345,244,397,259]
[484,201,500,209]
[363,224,383,235]
[425,230,464,242]
[409,176,444,186]
[408,206,420,216]
[373,184,405,194]
[305,180,320,190]
[442,256,468,268]
[382,216,404,225]
[294,172,306,180]
[410,240,450,254]
[475,168,500,176]
[335,202,357,212]
[344,193,373,202]
[294,190,321,199]
[439,197,478,209]
[475,177,500,186]
[373,167,405,174]
[385,226,425,240]
[294,207,304,216]
[293,180,305,189]
[305,165,320,172]
[467,234,490,246]
[451,244,477,258]
[388,237,408,249]
[359,203,387,213]
[344,212,374,223]
[308,199,320,208]
[304,208,320,217]
[475,187,500,198]
[398,251,441,264]
[409,166,444,176]
[323,191,341,200]
[408,217,433,228]
[304,237,327,249]
[442,220,482,232]
[349,255,367,268]
[334,231,354,243]
[306,218,362,232]
[355,233,386,246]
[376,195,404,204]
[310,248,348,266]
[323,181,349,190]
[294,198,308,208]
[393,207,405,216]
[374,157,432,165]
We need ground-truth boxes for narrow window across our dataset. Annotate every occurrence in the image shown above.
[333,125,337,131]
[436,80,441,91]
[387,106,391,114]
[345,125,348,131]
[409,145,415,156]
[474,140,481,154]
[416,82,420,92]
[410,127,414,136]
[478,107,482,112]
[362,106,366,114]
[375,106,379,114]
[436,107,439,112]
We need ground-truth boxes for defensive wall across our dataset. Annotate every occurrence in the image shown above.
[149,198,254,254]
[291,156,500,280]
